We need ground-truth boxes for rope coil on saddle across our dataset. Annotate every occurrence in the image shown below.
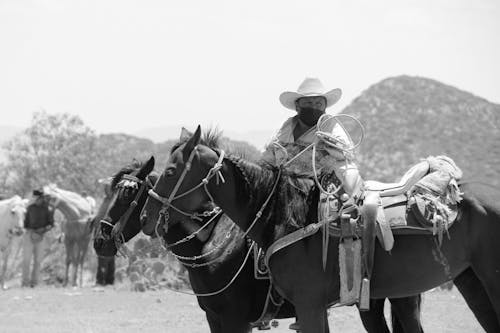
[272,114,364,197]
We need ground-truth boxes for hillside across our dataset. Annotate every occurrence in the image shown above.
[341,75,500,186]
[96,132,261,178]
[135,126,273,151]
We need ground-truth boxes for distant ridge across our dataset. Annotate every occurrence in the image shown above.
[342,75,500,186]
[2,75,499,187]
[134,126,274,150]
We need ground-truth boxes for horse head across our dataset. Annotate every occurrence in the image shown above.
[42,184,61,208]
[93,156,156,257]
[140,125,223,237]
[1,196,28,238]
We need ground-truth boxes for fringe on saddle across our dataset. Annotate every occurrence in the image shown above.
[410,155,464,244]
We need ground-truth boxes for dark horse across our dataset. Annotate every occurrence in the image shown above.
[139,129,426,333]
[93,157,296,333]
[141,126,500,333]
[90,179,116,285]
[94,154,421,333]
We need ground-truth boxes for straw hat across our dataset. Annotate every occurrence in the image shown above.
[279,77,342,111]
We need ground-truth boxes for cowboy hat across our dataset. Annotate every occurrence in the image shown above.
[279,77,342,111]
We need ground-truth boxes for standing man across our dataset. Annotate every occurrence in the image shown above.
[22,189,54,287]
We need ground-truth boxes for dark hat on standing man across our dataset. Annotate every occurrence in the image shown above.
[32,189,44,196]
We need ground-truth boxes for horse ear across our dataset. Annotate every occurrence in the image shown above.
[137,156,155,178]
[184,125,201,154]
[179,127,192,141]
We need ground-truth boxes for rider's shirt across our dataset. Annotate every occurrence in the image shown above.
[262,115,354,175]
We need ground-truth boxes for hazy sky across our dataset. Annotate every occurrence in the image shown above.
[1,0,499,135]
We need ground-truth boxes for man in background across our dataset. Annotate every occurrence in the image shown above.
[22,189,54,287]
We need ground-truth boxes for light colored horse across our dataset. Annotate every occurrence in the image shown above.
[43,184,94,287]
[0,196,27,289]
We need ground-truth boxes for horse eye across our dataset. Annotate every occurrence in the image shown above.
[165,167,176,177]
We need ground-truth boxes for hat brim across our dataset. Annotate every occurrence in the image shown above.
[279,88,342,111]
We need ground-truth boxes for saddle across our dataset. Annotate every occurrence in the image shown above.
[333,156,463,309]
[264,156,463,311]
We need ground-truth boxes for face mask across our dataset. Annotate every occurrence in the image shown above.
[297,108,325,126]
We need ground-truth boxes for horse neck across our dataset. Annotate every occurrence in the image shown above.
[0,199,18,230]
[165,212,221,257]
[0,202,16,248]
[120,177,158,242]
[208,158,273,248]
[167,214,247,273]
[94,195,112,222]
[56,199,81,222]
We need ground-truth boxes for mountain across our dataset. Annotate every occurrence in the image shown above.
[94,132,261,178]
[341,75,500,186]
[134,126,274,151]
[133,125,188,144]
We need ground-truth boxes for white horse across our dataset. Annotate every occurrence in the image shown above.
[0,196,28,289]
[43,184,94,287]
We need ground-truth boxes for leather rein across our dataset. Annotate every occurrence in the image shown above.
[99,173,154,247]
[147,146,226,238]
[147,145,282,244]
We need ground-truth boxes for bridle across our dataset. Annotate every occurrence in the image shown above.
[144,143,282,297]
[147,144,282,243]
[99,173,154,245]
[147,145,226,237]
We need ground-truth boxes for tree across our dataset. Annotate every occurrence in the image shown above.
[2,111,100,196]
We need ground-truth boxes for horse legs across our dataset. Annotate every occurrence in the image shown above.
[78,239,89,287]
[63,245,70,287]
[470,250,500,326]
[454,267,500,332]
[389,295,424,333]
[0,247,11,290]
[71,256,78,287]
[64,240,75,287]
[294,302,329,333]
[205,312,221,333]
[205,312,251,333]
[220,315,252,333]
[358,299,390,333]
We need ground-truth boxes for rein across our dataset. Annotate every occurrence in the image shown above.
[99,173,154,254]
[272,114,365,197]
[145,144,283,297]
[148,147,226,237]
[162,240,256,297]
[112,174,153,238]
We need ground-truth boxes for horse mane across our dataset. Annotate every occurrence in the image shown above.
[0,195,22,206]
[43,184,92,221]
[170,127,223,154]
[225,154,317,236]
[111,159,160,189]
[111,159,144,189]
[44,184,86,204]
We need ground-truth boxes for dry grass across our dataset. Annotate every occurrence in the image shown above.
[0,286,483,332]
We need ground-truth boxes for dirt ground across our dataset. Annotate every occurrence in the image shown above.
[0,286,483,332]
